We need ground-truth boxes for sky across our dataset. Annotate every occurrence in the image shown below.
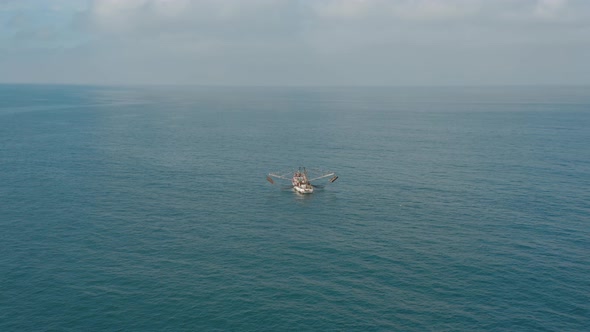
[1,0,589,86]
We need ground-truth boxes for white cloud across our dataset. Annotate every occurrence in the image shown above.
[89,0,299,33]
[534,0,567,19]
[311,0,481,21]
[2,0,590,85]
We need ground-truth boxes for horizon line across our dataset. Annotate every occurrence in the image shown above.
[1,82,589,89]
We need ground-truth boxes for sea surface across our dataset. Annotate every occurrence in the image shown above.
[1,84,589,331]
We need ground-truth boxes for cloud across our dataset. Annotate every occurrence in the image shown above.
[81,0,590,52]
[533,0,568,19]
[1,0,590,85]
[88,0,304,39]
[311,0,481,21]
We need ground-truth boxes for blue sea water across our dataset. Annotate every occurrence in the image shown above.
[1,84,589,331]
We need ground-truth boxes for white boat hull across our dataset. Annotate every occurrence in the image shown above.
[293,184,314,194]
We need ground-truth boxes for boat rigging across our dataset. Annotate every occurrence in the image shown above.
[266,167,338,194]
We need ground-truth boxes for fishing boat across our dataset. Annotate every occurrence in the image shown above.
[291,169,314,194]
[267,167,338,194]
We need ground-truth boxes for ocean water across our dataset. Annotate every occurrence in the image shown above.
[1,84,589,331]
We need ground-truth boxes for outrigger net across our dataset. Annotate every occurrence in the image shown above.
[267,167,337,185]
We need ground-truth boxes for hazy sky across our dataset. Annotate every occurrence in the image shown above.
[1,0,589,86]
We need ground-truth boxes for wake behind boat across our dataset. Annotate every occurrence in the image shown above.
[267,167,338,194]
